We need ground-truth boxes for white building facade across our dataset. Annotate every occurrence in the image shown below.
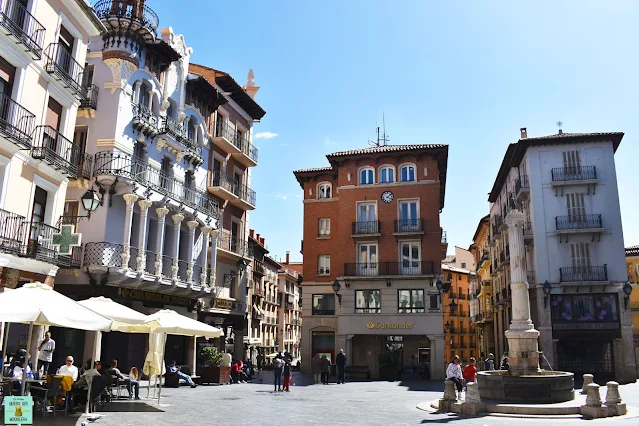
[488,129,635,383]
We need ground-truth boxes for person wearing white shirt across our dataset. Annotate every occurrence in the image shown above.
[12,359,31,381]
[37,331,55,375]
[58,356,79,381]
[446,355,464,397]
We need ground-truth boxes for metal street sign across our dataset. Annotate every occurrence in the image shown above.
[52,224,82,255]
[4,396,33,424]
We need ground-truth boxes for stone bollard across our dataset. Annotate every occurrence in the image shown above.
[465,382,481,403]
[581,374,594,394]
[585,383,601,407]
[438,379,457,412]
[604,381,627,416]
[459,381,486,416]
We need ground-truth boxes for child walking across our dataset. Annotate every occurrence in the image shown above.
[283,360,292,392]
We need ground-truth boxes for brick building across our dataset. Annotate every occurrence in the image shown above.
[294,144,449,379]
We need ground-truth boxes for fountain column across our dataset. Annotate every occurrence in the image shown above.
[504,209,540,376]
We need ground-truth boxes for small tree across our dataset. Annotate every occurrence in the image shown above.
[200,346,224,367]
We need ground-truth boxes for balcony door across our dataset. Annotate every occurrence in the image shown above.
[570,243,591,269]
[400,241,421,275]
[0,57,15,131]
[29,186,47,245]
[57,25,74,74]
[398,200,418,232]
[562,150,581,173]
[357,243,378,276]
[43,97,62,154]
[566,193,586,224]
[231,221,240,253]
[357,202,376,234]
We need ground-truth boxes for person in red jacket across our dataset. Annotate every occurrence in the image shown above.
[230,361,240,384]
[463,357,477,384]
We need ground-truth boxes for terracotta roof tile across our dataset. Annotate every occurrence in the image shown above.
[327,144,447,158]
[293,166,334,174]
[626,245,639,256]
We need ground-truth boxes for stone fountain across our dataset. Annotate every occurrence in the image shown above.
[476,208,575,404]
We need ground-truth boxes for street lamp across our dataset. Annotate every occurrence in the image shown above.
[80,188,101,219]
[543,280,552,308]
[623,281,633,309]
[332,279,342,304]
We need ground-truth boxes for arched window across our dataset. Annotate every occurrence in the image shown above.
[359,167,375,185]
[138,84,149,107]
[379,165,395,183]
[400,164,416,182]
[317,182,332,199]
[188,116,197,142]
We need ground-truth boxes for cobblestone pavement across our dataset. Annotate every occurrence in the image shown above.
[28,373,639,426]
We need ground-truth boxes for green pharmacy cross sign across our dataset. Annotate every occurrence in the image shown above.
[52,224,82,255]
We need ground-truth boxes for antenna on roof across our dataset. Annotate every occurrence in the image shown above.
[369,112,390,147]
[556,120,564,135]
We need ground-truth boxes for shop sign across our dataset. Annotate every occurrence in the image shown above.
[4,396,33,424]
[213,298,233,310]
[365,321,413,329]
[117,288,193,308]
[552,322,619,331]
[312,331,334,336]
[51,225,81,255]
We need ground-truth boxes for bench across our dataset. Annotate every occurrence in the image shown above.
[164,365,201,387]
[344,365,371,381]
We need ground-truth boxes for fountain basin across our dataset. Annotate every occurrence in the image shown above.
[477,370,575,404]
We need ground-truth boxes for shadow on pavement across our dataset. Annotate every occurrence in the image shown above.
[241,371,314,387]
[94,401,164,413]
[397,380,445,392]
[420,412,479,423]
[31,414,81,426]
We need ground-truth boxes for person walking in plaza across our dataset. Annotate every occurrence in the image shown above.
[282,359,292,392]
[37,331,55,376]
[484,353,495,371]
[320,355,331,385]
[335,349,346,384]
[257,352,263,371]
[272,354,284,391]
[463,357,477,385]
[500,356,510,371]
[311,353,321,384]
[446,355,464,399]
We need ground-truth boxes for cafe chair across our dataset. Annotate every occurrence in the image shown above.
[113,374,130,400]
[88,375,107,413]
[32,376,63,417]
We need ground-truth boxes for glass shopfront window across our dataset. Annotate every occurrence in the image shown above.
[312,330,335,361]
[550,294,619,330]
[312,294,335,315]
[398,289,424,313]
[355,289,381,313]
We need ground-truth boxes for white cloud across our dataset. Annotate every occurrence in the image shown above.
[274,193,288,201]
[255,131,278,140]
[323,137,336,145]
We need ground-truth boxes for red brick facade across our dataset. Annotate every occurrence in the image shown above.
[295,145,449,283]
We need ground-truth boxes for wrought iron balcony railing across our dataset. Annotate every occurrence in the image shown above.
[0,91,35,148]
[44,43,85,97]
[80,84,99,110]
[352,221,380,235]
[394,219,423,233]
[92,151,219,219]
[523,221,533,236]
[159,115,187,143]
[94,0,159,35]
[31,126,82,178]
[216,232,250,257]
[253,259,265,275]
[551,166,597,182]
[214,120,242,150]
[559,265,608,282]
[209,170,256,207]
[441,230,447,243]
[555,214,603,231]
[132,103,159,136]
[236,132,258,163]
[343,261,435,276]
[0,0,45,58]
[515,175,529,194]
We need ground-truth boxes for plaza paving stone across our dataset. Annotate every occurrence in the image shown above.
[27,373,639,425]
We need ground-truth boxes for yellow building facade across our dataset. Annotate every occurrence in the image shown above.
[442,264,478,365]
[470,215,494,361]
[626,245,639,377]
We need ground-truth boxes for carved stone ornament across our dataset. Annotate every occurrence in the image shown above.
[156,138,167,153]
[104,58,137,89]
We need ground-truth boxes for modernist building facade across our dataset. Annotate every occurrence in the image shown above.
[277,256,302,359]
[49,1,265,370]
[0,0,103,362]
[487,129,635,383]
[294,144,449,379]
[469,215,494,361]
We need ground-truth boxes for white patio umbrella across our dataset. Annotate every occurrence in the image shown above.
[143,332,165,399]
[78,296,156,333]
[141,310,223,403]
[0,282,112,399]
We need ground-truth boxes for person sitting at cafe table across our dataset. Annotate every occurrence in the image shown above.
[58,356,79,381]
[12,358,31,381]
[128,366,141,400]
[69,361,102,412]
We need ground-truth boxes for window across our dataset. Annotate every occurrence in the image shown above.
[160,157,171,190]
[398,289,424,313]
[566,193,586,221]
[562,150,581,171]
[318,255,330,275]
[461,262,467,269]
[317,183,332,199]
[399,241,421,274]
[399,164,416,182]
[379,165,395,183]
[29,187,47,242]
[359,167,374,185]
[312,294,335,315]
[570,243,591,268]
[355,290,381,313]
[429,294,439,310]
[318,218,330,237]
[358,243,378,276]
[398,200,419,232]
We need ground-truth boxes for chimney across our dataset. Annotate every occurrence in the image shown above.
[520,128,527,139]
[260,238,265,246]
[558,129,563,135]
[256,233,260,242]
[285,251,290,265]
[243,69,260,99]
[249,229,255,238]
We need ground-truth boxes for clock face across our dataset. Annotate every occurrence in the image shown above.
[381,191,394,203]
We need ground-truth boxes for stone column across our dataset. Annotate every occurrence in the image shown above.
[154,207,169,277]
[208,229,219,288]
[136,200,153,273]
[170,213,184,281]
[146,88,153,111]
[582,374,594,394]
[185,220,199,283]
[199,226,211,285]
[133,81,142,104]
[504,209,540,376]
[121,193,139,267]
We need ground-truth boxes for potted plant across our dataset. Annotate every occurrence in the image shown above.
[378,350,400,381]
[199,346,224,385]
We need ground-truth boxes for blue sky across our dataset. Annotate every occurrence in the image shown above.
[150,0,639,263]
